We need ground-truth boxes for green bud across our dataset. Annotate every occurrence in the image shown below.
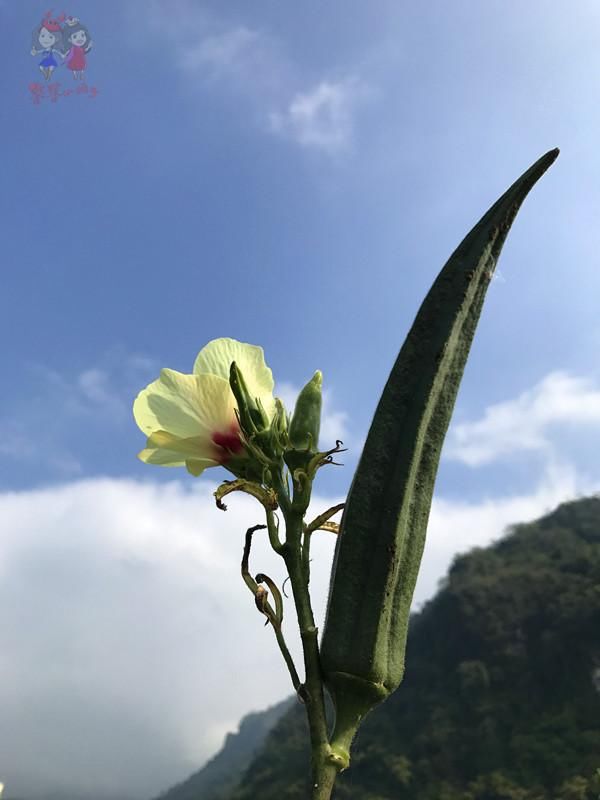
[320,149,559,765]
[229,361,269,437]
[288,370,323,452]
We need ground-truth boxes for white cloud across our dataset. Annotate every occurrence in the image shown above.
[269,79,370,154]
[179,26,261,75]
[0,477,341,799]
[137,1,287,96]
[0,352,156,475]
[131,1,373,155]
[416,458,599,604]
[31,356,149,421]
[447,371,600,466]
[77,368,124,414]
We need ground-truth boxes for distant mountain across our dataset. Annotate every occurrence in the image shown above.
[154,697,292,800]
[223,496,600,799]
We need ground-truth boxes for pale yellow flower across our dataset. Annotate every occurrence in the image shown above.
[133,338,275,477]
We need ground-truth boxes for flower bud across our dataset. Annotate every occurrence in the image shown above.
[288,370,322,452]
[229,361,270,436]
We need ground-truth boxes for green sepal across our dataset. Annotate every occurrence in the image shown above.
[326,672,389,769]
[214,478,278,512]
[265,397,289,457]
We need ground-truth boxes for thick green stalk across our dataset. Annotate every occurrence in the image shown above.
[311,760,339,800]
[272,465,341,800]
[282,511,333,791]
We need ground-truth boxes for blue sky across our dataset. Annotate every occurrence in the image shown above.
[2,1,600,798]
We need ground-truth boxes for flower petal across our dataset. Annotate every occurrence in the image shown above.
[193,338,275,418]
[137,447,185,467]
[147,430,218,461]
[186,459,209,477]
[138,446,214,479]
[133,369,237,440]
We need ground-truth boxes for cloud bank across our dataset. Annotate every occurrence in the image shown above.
[447,371,600,466]
[0,479,340,799]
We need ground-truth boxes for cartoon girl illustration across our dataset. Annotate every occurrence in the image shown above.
[30,12,65,81]
[62,17,93,80]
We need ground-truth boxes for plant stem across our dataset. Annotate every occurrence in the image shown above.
[241,524,301,691]
[266,508,283,552]
[273,623,302,692]
[301,522,312,583]
[283,509,340,800]
[311,759,340,800]
[269,466,343,799]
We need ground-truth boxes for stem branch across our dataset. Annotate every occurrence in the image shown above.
[283,508,340,800]
[241,524,301,692]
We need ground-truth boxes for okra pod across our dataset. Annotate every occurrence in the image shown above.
[320,149,559,762]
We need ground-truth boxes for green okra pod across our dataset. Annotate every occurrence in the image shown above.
[320,149,559,763]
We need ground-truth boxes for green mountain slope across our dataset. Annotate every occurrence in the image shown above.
[154,698,292,800]
[226,496,600,799]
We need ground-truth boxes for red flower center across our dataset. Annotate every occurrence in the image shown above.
[211,424,244,463]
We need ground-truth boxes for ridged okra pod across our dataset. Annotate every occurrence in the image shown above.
[320,149,559,762]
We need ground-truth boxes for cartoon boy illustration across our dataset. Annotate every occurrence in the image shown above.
[30,11,65,81]
[62,16,93,80]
